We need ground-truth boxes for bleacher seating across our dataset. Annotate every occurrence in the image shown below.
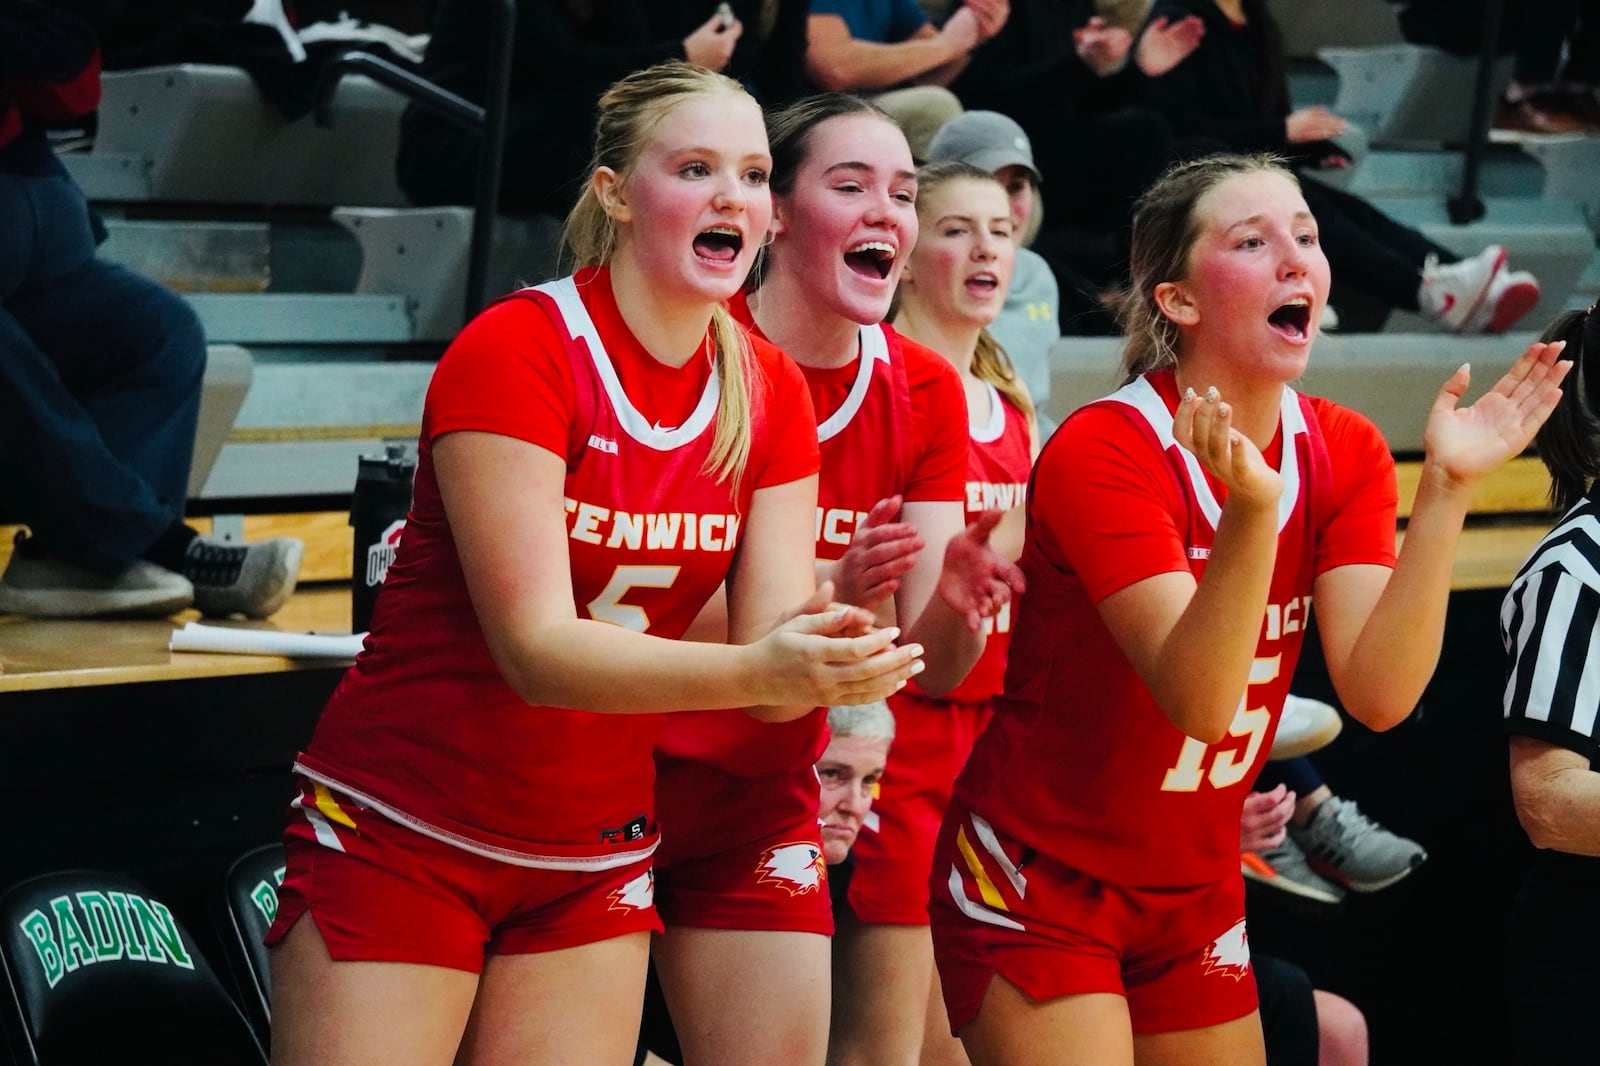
[0,870,267,1065]
[218,844,284,1042]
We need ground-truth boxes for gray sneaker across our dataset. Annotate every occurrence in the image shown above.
[0,536,193,618]
[183,535,304,619]
[1291,796,1427,893]
[1243,836,1346,906]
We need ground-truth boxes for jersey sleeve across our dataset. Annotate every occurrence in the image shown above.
[903,347,969,504]
[423,298,577,461]
[751,338,821,489]
[1313,400,1399,573]
[1503,566,1600,758]
[1032,404,1192,603]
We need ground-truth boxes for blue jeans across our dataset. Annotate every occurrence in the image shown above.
[0,154,205,573]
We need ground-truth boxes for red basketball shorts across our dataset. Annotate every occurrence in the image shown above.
[652,755,833,935]
[928,803,1258,1036]
[848,689,991,924]
[266,778,661,973]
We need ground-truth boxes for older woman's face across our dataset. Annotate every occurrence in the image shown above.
[816,733,890,866]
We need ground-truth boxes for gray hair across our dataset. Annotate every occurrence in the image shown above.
[826,700,896,744]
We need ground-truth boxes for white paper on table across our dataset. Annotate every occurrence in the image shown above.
[169,621,367,659]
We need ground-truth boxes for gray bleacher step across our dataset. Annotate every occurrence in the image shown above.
[1327,149,1544,201]
[60,152,152,201]
[1362,195,1593,329]
[99,219,270,294]
[1322,44,1513,147]
[1045,331,1543,454]
[87,64,408,207]
[186,293,413,345]
[198,359,434,500]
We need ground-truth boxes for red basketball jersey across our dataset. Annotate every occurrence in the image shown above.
[916,383,1033,704]
[297,268,817,868]
[654,295,968,775]
[953,369,1396,889]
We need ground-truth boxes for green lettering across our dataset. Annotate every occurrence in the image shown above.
[127,896,193,971]
[18,910,63,988]
[107,892,146,961]
[249,881,278,924]
[75,892,125,962]
[49,896,95,976]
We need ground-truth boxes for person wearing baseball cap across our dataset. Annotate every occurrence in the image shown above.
[928,109,1061,435]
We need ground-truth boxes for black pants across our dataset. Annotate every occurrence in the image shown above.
[1400,0,1600,85]
[1507,860,1600,1066]
[1300,176,1457,314]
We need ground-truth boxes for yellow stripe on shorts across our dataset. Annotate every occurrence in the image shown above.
[312,782,357,830]
[956,825,1009,912]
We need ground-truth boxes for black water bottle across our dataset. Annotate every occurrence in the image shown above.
[350,441,416,633]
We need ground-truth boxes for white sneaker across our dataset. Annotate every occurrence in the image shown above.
[1418,245,1505,333]
[1271,694,1343,760]
[0,534,193,618]
[1462,265,1541,335]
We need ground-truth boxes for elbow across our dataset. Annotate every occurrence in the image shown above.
[913,662,964,698]
[805,59,853,92]
[1516,803,1565,852]
[1512,786,1571,852]
[1344,698,1415,734]
[1158,697,1232,746]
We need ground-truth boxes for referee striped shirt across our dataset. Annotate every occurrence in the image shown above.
[1501,488,1600,760]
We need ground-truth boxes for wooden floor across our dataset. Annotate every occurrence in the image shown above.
[0,583,354,692]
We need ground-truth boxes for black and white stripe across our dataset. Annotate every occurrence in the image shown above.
[1502,491,1600,755]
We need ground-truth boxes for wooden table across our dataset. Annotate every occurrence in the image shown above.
[0,585,355,692]
[0,585,352,900]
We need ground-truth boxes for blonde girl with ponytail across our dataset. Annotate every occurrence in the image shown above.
[267,62,923,1066]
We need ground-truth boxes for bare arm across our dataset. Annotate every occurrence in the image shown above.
[804,13,975,91]
[436,432,921,714]
[897,499,988,694]
[1511,736,1600,855]
[1096,389,1283,744]
[1315,344,1569,731]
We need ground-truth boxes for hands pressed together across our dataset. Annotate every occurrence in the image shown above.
[746,581,925,721]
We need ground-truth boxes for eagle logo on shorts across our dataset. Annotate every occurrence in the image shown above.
[607,869,655,912]
[1201,917,1252,981]
[755,842,826,896]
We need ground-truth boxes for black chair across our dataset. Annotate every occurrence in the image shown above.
[0,869,267,1065]
[220,843,284,1040]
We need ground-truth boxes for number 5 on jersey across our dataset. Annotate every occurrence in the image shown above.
[1161,655,1280,791]
[588,565,681,631]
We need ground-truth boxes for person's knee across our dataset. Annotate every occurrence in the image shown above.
[1311,990,1368,1066]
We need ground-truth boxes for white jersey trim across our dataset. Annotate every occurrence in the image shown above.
[970,380,1006,444]
[529,276,720,452]
[294,764,658,872]
[1104,376,1306,533]
[817,324,891,444]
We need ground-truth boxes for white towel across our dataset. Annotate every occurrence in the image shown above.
[169,622,366,659]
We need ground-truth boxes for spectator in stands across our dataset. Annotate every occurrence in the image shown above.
[926,110,1063,430]
[0,0,302,620]
[1501,300,1600,1066]
[1395,0,1600,136]
[948,0,1207,330]
[1142,0,1542,336]
[398,1,800,217]
[1242,788,1372,1066]
[802,0,1010,159]
[1245,758,1427,907]
[267,61,922,1066]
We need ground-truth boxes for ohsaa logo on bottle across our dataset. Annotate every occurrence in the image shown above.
[365,519,407,588]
